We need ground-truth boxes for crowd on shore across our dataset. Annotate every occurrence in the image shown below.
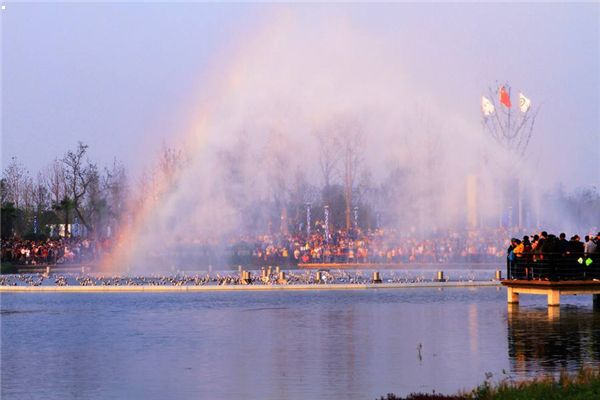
[0,238,108,265]
[222,228,510,266]
[3,227,599,267]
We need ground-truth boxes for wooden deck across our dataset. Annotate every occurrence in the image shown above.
[501,279,600,307]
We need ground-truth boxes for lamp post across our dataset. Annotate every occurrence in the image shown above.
[305,203,311,237]
[324,205,330,244]
[33,214,39,235]
[73,214,79,237]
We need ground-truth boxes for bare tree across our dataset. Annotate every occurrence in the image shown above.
[62,142,97,233]
[86,168,106,235]
[131,143,183,226]
[217,135,254,227]
[380,162,411,227]
[145,143,185,202]
[34,172,49,213]
[46,159,67,207]
[2,156,28,209]
[263,130,292,234]
[315,130,341,192]
[0,178,7,205]
[21,175,35,214]
[332,118,364,230]
[102,158,127,237]
[354,167,374,207]
[45,159,72,237]
[158,144,184,180]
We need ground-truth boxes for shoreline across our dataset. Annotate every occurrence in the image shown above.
[0,280,500,293]
[4,262,505,275]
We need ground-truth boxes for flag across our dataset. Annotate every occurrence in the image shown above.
[481,96,495,116]
[499,86,511,108]
[519,92,531,113]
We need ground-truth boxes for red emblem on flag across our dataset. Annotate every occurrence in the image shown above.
[499,86,511,108]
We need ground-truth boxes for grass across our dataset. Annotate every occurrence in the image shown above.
[378,367,600,400]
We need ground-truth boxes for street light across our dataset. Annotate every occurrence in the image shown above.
[305,203,311,237]
[324,205,330,244]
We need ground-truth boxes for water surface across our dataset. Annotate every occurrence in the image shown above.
[2,287,600,399]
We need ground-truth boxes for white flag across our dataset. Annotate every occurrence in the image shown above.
[481,96,495,116]
[519,93,531,113]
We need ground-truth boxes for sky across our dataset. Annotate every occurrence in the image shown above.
[1,2,599,190]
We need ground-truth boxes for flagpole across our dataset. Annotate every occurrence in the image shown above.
[519,106,540,158]
[490,87,506,139]
[507,84,512,144]
[518,177,522,228]
[484,83,540,229]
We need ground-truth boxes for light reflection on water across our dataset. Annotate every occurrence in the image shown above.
[2,287,600,399]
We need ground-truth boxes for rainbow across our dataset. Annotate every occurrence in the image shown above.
[100,10,289,273]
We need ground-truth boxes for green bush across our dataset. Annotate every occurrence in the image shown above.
[1,262,17,274]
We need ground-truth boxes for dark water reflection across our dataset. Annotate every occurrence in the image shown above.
[507,305,600,378]
[2,288,600,399]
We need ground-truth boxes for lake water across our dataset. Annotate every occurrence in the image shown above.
[2,285,600,399]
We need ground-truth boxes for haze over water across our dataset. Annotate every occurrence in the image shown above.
[3,2,599,274]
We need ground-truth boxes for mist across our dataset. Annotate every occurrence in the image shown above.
[2,3,598,272]
[106,8,561,272]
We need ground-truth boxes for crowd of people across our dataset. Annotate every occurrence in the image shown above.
[226,227,515,266]
[508,231,599,259]
[507,231,600,280]
[1,238,108,265]
[129,226,600,267]
[3,227,599,268]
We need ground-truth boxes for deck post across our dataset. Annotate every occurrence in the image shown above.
[372,271,382,283]
[437,271,444,282]
[277,271,287,284]
[507,287,519,304]
[547,290,560,307]
[502,279,600,308]
[548,306,560,320]
[594,294,600,311]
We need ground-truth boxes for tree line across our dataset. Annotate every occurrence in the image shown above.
[2,136,598,241]
[1,142,127,239]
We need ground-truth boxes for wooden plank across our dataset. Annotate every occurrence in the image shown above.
[502,280,600,290]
